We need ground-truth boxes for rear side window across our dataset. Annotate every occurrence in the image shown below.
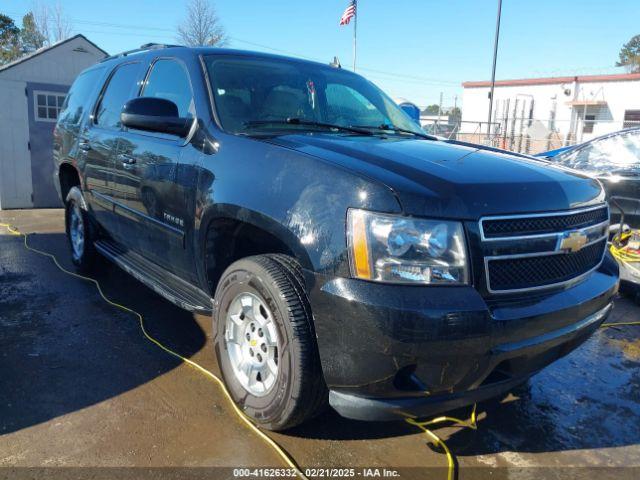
[95,62,141,129]
[58,68,104,127]
[141,59,194,118]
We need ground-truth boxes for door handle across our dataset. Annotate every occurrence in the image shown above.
[78,141,91,152]
[118,154,136,168]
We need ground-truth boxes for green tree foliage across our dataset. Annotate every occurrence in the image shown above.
[616,34,640,73]
[448,106,462,122]
[0,10,62,66]
[423,104,441,115]
[21,12,46,52]
[0,14,21,65]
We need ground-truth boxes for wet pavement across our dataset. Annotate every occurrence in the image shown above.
[1,209,639,479]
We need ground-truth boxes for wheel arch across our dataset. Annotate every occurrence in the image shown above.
[197,204,314,294]
[64,183,87,211]
[58,162,82,206]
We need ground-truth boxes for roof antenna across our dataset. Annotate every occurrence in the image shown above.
[330,56,341,69]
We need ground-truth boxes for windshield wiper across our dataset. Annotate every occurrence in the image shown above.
[353,124,438,140]
[244,118,374,136]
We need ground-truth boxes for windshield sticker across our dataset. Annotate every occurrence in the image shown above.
[307,80,316,110]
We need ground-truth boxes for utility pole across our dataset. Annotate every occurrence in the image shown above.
[453,95,459,131]
[437,91,443,126]
[487,0,503,140]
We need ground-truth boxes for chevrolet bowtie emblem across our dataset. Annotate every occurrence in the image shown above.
[559,231,588,253]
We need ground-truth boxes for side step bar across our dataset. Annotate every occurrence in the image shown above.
[94,239,213,314]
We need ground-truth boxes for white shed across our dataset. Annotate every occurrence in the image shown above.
[0,34,107,209]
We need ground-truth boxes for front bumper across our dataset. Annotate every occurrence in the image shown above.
[305,253,619,421]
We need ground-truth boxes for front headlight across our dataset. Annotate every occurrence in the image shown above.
[347,209,469,285]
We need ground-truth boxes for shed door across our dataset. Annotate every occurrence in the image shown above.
[0,81,32,209]
[28,85,68,208]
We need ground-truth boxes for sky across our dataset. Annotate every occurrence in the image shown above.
[4,0,640,109]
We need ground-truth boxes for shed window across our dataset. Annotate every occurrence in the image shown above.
[34,91,67,122]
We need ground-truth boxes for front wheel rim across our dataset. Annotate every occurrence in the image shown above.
[224,292,279,397]
[69,203,85,261]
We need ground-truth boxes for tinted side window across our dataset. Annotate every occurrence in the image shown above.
[58,68,104,127]
[141,59,194,118]
[95,62,141,129]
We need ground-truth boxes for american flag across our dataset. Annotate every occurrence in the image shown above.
[339,0,357,26]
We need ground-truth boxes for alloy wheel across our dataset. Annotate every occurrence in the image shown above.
[224,292,279,397]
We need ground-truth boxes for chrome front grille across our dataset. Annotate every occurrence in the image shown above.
[481,206,609,239]
[480,204,609,294]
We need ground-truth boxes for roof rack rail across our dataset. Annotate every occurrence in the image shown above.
[100,43,184,63]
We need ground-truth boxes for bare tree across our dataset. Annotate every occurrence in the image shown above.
[177,0,227,47]
[50,1,72,43]
[32,1,72,46]
[32,2,51,46]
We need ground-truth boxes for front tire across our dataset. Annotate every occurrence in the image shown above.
[213,254,327,430]
[65,188,97,270]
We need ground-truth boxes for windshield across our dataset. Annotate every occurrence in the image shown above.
[556,130,640,175]
[204,55,424,136]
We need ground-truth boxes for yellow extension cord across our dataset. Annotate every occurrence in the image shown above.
[605,230,640,328]
[0,222,308,479]
[405,404,478,480]
[609,230,640,277]
[4,220,636,479]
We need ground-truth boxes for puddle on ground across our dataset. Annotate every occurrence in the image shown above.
[449,312,640,460]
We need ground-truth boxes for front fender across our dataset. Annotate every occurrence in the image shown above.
[192,135,402,280]
[198,203,314,270]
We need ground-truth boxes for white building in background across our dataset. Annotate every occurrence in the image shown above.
[460,72,640,151]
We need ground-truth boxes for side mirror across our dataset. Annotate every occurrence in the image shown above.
[120,97,192,137]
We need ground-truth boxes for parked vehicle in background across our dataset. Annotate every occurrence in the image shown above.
[53,44,618,431]
[538,128,640,229]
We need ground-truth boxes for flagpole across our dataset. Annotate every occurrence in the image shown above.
[353,1,357,71]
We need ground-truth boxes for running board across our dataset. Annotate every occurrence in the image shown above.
[94,239,213,314]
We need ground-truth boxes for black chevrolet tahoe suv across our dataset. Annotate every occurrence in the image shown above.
[53,44,619,431]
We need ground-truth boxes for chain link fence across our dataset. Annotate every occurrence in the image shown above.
[424,117,640,155]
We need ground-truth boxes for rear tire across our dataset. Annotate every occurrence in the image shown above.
[213,254,327,431]
[65,188,97,271]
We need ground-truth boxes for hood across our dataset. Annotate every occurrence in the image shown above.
[263,134,604,219]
